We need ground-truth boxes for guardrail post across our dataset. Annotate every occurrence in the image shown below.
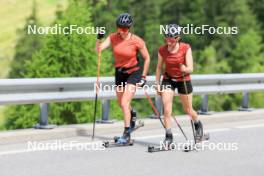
[198,94,211,115]
[150,95,163,119]
[96,99,116,123]
[238,92,252,111]
[34,103,56,129]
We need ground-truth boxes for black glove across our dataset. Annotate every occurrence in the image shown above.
[97,32,105,39]
[138,76,146,87]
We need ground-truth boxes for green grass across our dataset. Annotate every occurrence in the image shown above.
[0,106,6,130]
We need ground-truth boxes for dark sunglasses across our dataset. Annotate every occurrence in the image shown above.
[117,27,129,33]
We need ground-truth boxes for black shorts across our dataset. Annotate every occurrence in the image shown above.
[161,79,193,94]
[115,68,141,86]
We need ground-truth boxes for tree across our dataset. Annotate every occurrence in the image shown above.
[247,0,264,40]
[4,0,114,129]
[231,29,264,73]
[8,0,42,78]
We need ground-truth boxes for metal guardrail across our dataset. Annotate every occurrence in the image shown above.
[0,73,264,129]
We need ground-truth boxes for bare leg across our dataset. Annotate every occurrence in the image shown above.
[120,84,136,127]
[179,93,198,121]
[161,89,174,129]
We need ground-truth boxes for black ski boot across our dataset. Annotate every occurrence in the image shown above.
[163,133,173,149]
[194,120,203,142]
[130,109,137,129]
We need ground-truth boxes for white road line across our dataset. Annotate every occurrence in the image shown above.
[134,133,180,140]
[205,128,231,133]
[1,124,264,156]
[135,128,231,140]
[0,141,105,156]
[0,149,33,156]
[236,123,264,129]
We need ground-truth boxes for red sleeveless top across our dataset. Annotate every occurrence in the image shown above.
[110,33,145,68]
[158,42,191,81]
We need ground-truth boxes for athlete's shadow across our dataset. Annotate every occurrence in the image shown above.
[75,128,159,147]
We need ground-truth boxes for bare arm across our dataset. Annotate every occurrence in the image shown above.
[180,47,193,73]
[156,52,164,84]
[96,36,111,52]
[139,44,150,77]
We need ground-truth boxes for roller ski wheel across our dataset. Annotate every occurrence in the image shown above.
[102,141,110,148]
[183,143,193,152]
[148,146,155,153]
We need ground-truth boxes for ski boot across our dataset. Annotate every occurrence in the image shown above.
[130,109,137,129]
[115,129,132,145]
[163,133,174,149]
[194,120,204,142]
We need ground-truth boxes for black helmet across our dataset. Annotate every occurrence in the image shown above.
[116,13,133,28]
[164,24,181,38]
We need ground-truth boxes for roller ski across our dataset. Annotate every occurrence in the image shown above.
[148,133,175,153]
[103,135,135,148]
[103,128,136,148]
[103,111,144,148]
[103,120,144,148]
[183,121,210,152]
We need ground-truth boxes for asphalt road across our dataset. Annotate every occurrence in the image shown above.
[1,110,264,176]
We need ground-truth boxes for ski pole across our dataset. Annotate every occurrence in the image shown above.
[146,84,188,140]
[92,42,102,140]
[181,66,196,144]
[172,116,188,141]
[144,90,165,128]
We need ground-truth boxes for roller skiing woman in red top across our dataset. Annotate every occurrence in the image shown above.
[96,13,150,145]
[155,24,204,146]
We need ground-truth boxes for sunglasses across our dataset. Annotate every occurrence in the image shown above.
[164,36,179,43]
[117,27,129,33]
[164,37,178,43]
